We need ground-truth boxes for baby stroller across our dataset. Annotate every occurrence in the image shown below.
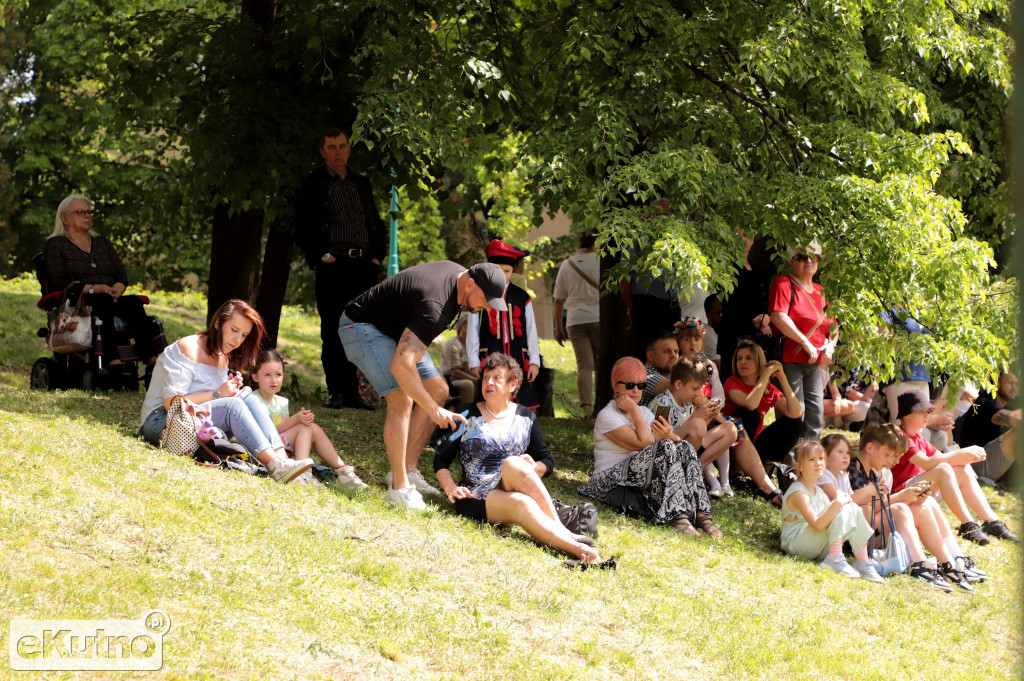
[29,254,165,392]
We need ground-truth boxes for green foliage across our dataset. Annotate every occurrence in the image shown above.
[1,0,1016,386]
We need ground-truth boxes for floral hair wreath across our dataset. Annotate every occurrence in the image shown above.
[673,316,706,335]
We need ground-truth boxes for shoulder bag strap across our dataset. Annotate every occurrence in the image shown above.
[567,258,599,291]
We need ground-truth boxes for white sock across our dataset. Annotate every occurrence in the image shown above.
[944,536,965,559]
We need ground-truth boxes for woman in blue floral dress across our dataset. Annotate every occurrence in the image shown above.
[433,353,600,564]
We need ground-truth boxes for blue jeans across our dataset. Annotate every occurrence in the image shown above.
[783,361,825,440]
[338,313,439,396]
[140,394,284,455]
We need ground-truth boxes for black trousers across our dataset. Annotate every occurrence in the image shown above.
[83,293,165,363]
[732,406,802,464]
[315,257,381,400]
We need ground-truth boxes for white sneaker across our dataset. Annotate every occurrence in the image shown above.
[852,559,885,583]
[267,457,314,484]
[386,468,443,496]
[385,485,428,511]
[295,471,321,487]
[819,555,861,579]
[334,464,369,490]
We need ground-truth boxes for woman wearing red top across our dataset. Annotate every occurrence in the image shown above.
[723,339,803,504]
[769,240,839,440]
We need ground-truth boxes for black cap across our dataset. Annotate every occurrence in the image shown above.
[467,263,508,312]
[896,389,934,419]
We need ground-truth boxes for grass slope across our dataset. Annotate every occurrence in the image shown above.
[0,277,1020,680]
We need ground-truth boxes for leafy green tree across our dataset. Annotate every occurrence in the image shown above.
[2,0,1014,396]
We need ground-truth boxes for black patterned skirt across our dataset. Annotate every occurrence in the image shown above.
[578,439,711,525]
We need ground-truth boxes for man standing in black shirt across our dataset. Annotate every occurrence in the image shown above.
[958,371,1020,484]
[340,260,509,510]
[294,129,388,410]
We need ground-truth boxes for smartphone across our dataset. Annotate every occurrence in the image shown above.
[654,405,671,423]
[708,399,722,409]
[916,481,932,496]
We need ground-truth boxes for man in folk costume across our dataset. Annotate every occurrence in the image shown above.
[466,239,541,410]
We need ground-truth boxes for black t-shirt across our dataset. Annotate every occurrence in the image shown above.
[958,392,1012,448]
[345,260,465,344]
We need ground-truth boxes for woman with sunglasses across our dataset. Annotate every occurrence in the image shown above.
[43,194,166,367]
[769,240,839,441]
[578,356,721,537]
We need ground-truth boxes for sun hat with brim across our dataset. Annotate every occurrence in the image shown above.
[467,263,508,312]
[896,389,935,419]
[786,239,823,259]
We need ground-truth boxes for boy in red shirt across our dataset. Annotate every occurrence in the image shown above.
[893,389,1018,544]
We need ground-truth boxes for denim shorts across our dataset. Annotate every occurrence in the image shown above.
[338,313,439,396]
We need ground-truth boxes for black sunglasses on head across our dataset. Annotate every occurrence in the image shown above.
[617,381,643,390]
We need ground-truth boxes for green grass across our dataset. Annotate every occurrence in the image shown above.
[0,277,1020,680]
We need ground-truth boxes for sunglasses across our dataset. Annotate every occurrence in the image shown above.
[617,381,643,390]
[792,253,820,263]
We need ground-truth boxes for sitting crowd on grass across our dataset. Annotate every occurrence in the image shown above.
[40,192,1018,585]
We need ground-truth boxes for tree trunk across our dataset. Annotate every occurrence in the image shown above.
[207,204,263,322]
[596,251,634,408]
[255,216,294,347]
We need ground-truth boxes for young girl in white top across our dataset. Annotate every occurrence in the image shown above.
[781,439,883,582]
[817,433,853,497]
[251,350,368,490]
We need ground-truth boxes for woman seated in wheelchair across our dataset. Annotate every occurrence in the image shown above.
[43,193,165,366]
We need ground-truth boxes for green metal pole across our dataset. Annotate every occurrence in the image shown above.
[388,174,400,277]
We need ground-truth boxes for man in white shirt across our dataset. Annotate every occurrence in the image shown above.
[553,232,600,417]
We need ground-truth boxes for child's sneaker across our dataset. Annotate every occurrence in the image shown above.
[958,521,991,545]
[721,482,735,497]
[334,464,369,490]
[939,562,975,593]
[980,519,1020,542]
[957,556,986,582]
[385,485,429,511]
[819,556,860,579]
[266,457,314,483]
[852,560,885,583]
[908,559,953,593]
[386,469,443,496]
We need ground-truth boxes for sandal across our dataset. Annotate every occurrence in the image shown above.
[562,556,618,571]
[758,487,784,508]
[695,514,723,539]
[671,516,701,537]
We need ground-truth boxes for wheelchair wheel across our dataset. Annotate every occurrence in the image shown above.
[30,358,60,390]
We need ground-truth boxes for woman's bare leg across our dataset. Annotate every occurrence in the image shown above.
[731,439,775,494]
[485,489,599,563]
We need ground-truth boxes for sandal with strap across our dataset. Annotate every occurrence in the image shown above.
[695,513,723,539]
[671,516,701,537]
[758,487,784,508]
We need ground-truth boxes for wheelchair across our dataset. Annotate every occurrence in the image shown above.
[29,254,166,392]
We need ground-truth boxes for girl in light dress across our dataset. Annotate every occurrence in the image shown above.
[781,440,882,582]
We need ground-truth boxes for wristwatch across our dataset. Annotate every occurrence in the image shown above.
[321,252,332,262]
[88,287,95,295]
[213,391,222,399]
